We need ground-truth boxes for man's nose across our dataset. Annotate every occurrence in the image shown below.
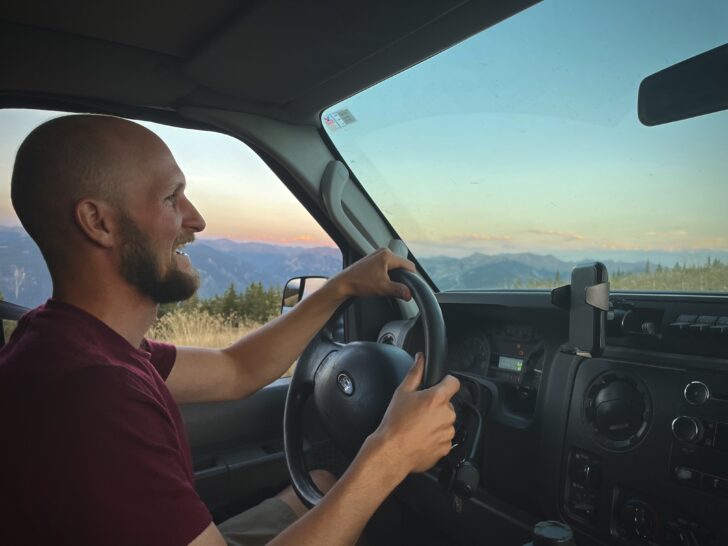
[182,197,206,233]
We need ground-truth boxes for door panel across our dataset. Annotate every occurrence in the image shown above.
[181,377,347,522]
[181,379,291,521]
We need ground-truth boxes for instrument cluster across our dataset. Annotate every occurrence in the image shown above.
[448,324,545,391]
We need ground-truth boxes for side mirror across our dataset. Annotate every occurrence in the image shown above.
[281,276,328,314]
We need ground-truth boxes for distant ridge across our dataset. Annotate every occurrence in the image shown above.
[0,226,724,307]
[420,252,650,291]
[0,227,342,308]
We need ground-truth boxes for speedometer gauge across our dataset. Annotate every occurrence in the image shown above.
[520,342,545,389]
[450,334,491,375]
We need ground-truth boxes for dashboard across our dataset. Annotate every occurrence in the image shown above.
[377,291,728,546]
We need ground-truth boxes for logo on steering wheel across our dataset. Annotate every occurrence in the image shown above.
[337,373,355,396]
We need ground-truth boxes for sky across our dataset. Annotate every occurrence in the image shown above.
[1,0,726,265]
[323,0,728,262]
[0,109,335,248]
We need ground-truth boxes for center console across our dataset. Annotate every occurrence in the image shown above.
[562,357,728,545]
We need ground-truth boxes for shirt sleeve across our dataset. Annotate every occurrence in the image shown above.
[144,338,177,380]
[29,365,211,546]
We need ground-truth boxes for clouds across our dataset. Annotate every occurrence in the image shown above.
[407,227,728,260]
[526,229,585,242]
[443,233,513,244]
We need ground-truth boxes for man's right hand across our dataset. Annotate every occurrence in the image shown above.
[369,352,460,477]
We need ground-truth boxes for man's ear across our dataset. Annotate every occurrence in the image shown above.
[73,199,118,249]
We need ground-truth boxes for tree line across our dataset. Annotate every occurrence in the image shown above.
[529,258,728,292]
[158,282,283,325]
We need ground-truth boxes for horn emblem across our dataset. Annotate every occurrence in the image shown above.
[337,373,354,396]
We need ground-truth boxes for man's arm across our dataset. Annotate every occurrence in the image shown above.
[189,353,460,546]
[166,248,415,404]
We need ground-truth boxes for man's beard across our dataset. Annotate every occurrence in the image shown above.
[118,213,199,304]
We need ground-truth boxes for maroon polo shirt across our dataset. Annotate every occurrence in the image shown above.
[0,299,212,545]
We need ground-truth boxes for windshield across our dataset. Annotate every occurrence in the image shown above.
[323,0,728,293]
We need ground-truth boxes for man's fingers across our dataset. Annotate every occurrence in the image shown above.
[400,352,424,392]
[385,252,416,273]
[387,281,412,301]
[434,375,461,400]
[383,250,415,299]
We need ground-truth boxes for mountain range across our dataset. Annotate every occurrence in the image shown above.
[0,225,721,307]
[0,227,342,308]
[419,253,649,291]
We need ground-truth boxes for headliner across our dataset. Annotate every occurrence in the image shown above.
[0,0,538,124]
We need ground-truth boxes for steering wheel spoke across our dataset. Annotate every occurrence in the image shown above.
[292,332,342,387]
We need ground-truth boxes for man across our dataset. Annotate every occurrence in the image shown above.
[0,115,459,546]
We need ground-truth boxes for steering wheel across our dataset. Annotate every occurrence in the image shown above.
[283,268,447,507]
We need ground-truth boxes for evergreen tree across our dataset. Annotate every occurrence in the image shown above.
[243,282,272,323]
[220,283,239,320]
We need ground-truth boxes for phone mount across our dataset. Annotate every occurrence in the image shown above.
[551,262,610,358]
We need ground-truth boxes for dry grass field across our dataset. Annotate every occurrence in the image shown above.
[148,308,260,348]
[147,308,297,377]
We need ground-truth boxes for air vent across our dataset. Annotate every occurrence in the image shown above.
[584,371,652,451]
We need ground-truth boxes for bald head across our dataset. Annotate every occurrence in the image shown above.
[10,115,169,267]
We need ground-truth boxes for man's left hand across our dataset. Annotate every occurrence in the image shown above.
[330,248,416,301]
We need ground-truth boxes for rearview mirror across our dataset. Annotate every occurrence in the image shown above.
[639,43,728,126]
[281,276,328,314]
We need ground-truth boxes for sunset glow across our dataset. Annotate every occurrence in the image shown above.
[0,109,336,249]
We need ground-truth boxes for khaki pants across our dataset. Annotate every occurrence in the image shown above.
[219,498,298,546]
[219,497,369,546]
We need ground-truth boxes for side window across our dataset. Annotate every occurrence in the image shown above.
[0,109,342,356]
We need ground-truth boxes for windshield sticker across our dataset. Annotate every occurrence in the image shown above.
[324,109,357,131]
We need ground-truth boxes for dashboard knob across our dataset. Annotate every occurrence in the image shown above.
[582,463,602,490]
[571,458,602,490]
[684,381,710,406]
[671,416,703,443]
[620,500,657,541]
[532,520,575,546]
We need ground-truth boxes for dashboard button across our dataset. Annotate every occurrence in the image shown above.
[715,423,728,452]
[701,420,717,447]
[709,317,728,336]
[701,474,728,498]
[571,458,602,490]
[570,501,597,523]
[684,381,710,405]
[688,316,717,333]
[619,500,657,542]
[673,466,702,488]
[669,315,697,333]
[672,416,703,443]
